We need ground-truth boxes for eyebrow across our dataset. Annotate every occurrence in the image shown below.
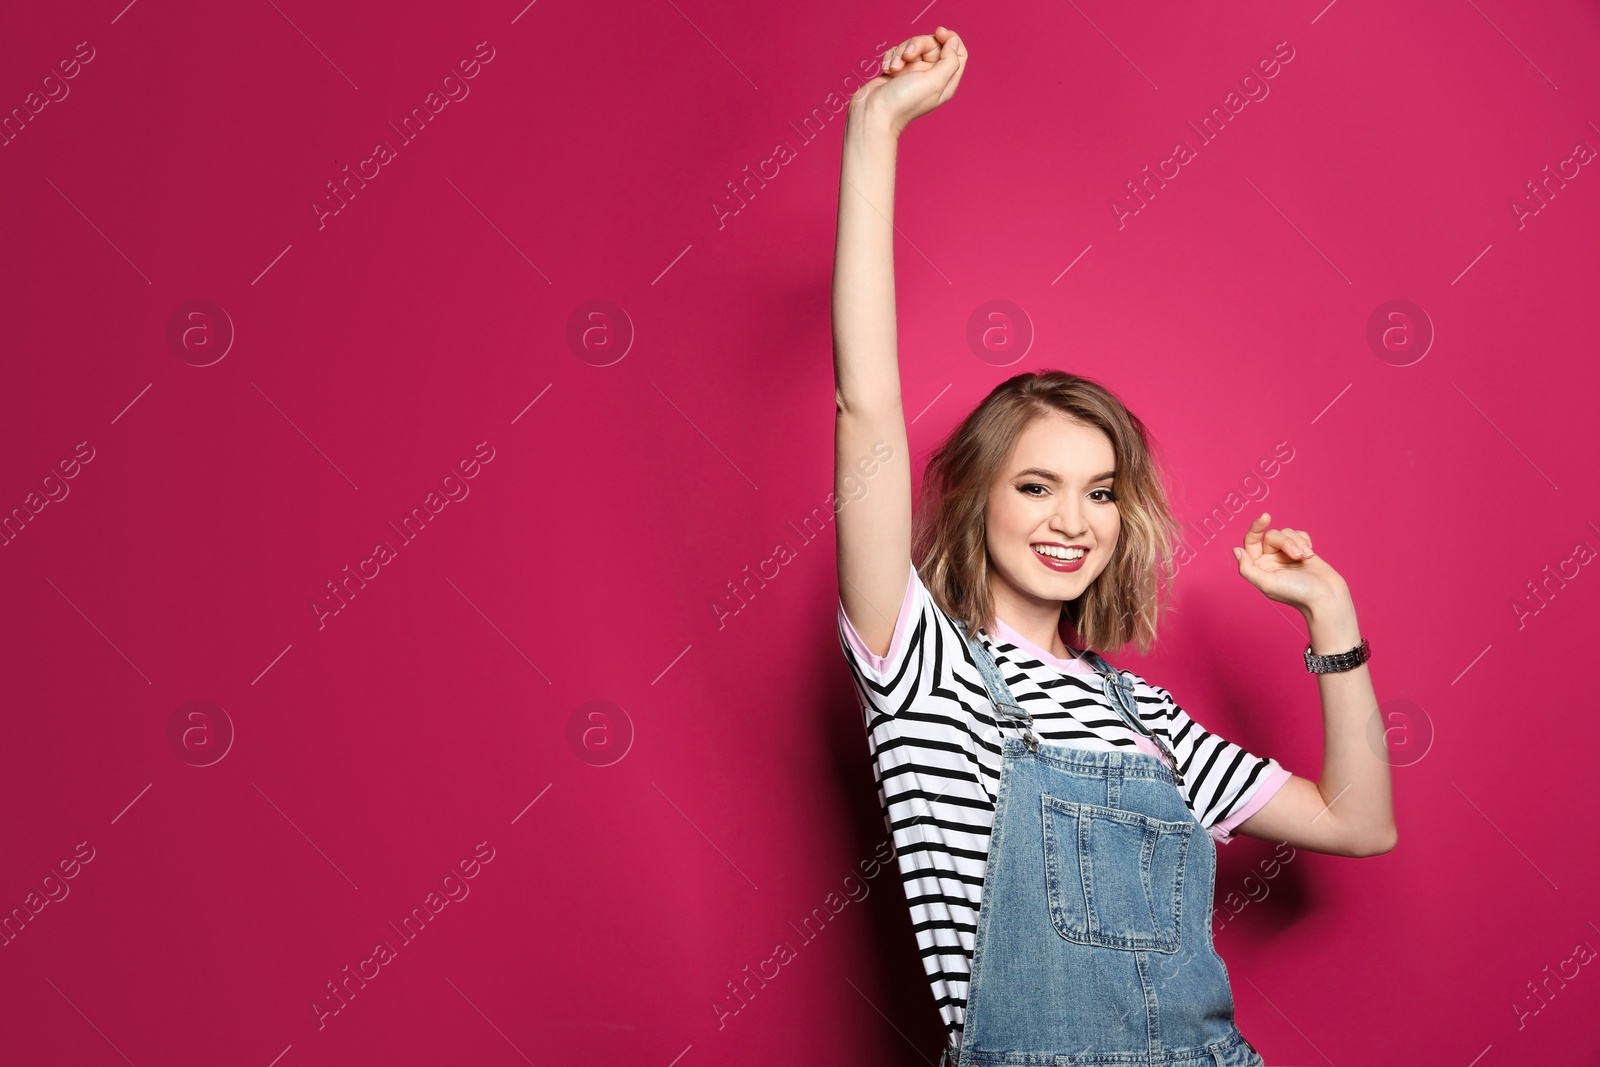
[1014,467,1117,484]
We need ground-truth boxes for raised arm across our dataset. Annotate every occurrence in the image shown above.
[1225,515,1398,857]
[834,29,967,658]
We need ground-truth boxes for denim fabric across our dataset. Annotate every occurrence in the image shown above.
[950,625,1265,1067]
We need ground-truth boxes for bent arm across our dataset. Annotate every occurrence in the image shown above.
[1233,587,1398,857]
[833,102,914,658]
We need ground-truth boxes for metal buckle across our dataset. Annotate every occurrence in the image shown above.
[1105,669,1184,786]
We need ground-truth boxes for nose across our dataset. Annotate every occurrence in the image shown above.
[1050,497,1089,539]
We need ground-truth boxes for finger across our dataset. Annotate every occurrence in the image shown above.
[1281,528,1314,557]
[903,43,942,71]
[1265,529,1311,560]
[1241,512,1270,547]
[888,35,940,70]
[913,33,950,67]
[939,30,967,63]
[933,31,967,101]
[1231,544,1264,580]
[1263,529,1298,557]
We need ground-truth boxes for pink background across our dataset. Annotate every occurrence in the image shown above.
[3,0,1598,1064]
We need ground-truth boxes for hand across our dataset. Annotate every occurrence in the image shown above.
[1231,513,1349,615]
[853,27,968,136]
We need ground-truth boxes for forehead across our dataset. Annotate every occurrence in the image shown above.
[1006,414,1115,472]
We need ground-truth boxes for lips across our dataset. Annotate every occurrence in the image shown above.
[1032,544,1087,573]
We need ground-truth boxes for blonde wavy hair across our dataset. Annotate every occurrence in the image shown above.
[911,370,1183,655]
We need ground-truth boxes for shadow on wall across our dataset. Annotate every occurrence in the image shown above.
[815,589,952,1067]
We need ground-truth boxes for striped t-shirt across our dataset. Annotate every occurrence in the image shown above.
[836,559,1291,1051]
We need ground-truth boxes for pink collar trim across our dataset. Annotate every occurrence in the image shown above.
[989,616,1095,674]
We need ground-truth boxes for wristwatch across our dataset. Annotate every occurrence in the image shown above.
[1304,637,1370,674]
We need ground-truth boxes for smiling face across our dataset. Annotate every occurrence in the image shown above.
[984,412,1121,620]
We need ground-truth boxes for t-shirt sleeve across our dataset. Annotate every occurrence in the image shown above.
[836,558,930,689]
[1133,678,1292,845]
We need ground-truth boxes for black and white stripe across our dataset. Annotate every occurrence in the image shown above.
[836,564,1283,1047]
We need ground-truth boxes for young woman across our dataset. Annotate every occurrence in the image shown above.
[832,29,1397,1067]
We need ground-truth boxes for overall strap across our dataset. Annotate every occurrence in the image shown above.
[1076,649,1120,691]
[957,622,1039,751]
[1078,648,1186,786]
[1077,649,1137,720]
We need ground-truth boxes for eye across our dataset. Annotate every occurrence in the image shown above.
[1019,483,1049,497]
[1091,488,1118,503]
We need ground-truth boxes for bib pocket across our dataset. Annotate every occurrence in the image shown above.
[1041,795,1192,953]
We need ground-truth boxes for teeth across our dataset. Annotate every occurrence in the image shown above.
[1034,545,1085,561]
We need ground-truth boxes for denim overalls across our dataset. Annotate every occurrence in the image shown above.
[944,623,1265,1067]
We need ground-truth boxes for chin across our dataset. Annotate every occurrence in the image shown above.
[1023,567,1094,597]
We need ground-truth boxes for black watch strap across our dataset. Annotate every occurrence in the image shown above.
[1304,637,1370,674]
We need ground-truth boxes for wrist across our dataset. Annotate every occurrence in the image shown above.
[1305,600,1361,655]
[848,98,903,140]
[1299,579,1352,621]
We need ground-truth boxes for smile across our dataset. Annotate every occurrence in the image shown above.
[1032,544,1087,572]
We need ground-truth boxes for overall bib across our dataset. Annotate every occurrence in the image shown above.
[946,624,1265,1067]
